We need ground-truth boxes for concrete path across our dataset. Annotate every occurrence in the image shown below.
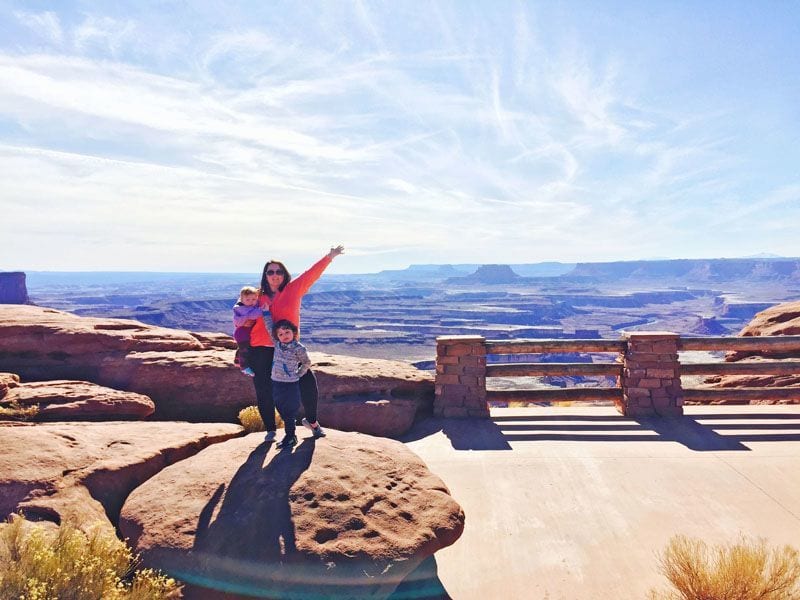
[402,405,800,599]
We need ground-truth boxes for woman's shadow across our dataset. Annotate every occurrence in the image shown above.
[188,437,316,596]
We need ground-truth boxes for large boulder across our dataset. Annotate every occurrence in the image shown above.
[0,421,242,535]
[119,430,465,599]
[0,306,432,433]
[702,301,800,397]
[727,300,800,359]
[319,397,419,438]
[9,379,155,421]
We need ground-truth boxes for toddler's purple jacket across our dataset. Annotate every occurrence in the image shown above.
[232,303,262,332]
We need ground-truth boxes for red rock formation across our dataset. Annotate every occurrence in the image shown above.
[728,300,800,359]
[119,430,464,598]
[0,305,433,434]
[0,372,20,399]
[702,301,800,397]
[9,379,155,421]
[0,422,243,534]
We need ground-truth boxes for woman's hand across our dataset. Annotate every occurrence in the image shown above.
[328,245,345,259]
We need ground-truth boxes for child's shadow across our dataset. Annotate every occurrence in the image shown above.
[194,438,315,564]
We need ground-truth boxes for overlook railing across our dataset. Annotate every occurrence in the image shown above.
[434,333,800,418]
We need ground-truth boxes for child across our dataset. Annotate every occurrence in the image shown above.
[263,312,313,449]
[232,286,261,377]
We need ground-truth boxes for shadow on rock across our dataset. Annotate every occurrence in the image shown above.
[175,439,317,598]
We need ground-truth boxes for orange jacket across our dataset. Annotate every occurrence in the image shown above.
[250,254,333,347]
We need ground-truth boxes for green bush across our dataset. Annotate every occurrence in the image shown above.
[650,534,800,600]
[0,514,180,600]
[237,405,283,433]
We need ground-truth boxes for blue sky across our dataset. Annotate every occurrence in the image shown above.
[1,1,798,273]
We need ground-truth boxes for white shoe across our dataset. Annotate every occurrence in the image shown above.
[303,418,326,438]
[264,431,276,442]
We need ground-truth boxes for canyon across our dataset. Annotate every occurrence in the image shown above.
[18,258,800,366]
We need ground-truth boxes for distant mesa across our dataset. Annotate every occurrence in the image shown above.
[375,263,470,281]
[447,264,522,285]
[567,258,800,282]
[0,272,30,304]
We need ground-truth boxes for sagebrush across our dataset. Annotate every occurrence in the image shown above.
[650,534,800,600]
[0,399,38,420]
[0,514,180,600]
[237,405,283,433]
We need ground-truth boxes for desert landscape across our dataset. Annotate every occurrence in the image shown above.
[21,258,800,364]
[3,1,800,597]
[2,270,800,598]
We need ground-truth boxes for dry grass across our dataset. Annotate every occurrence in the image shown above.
[650,535,800,600]
[0,399,38,420]
[0,514,180,599]
[237,405,283,433]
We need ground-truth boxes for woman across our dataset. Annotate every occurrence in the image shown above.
[249,245,344,441]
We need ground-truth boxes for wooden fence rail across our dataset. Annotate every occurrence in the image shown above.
[435,333,800,419]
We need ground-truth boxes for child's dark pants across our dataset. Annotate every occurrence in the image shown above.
[233,327,252,370]
[272,381,301,438]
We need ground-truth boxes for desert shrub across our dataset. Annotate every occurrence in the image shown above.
[650,534,800,600]
[237,405,283,433]
[0,399,38,420]
[0,514,180,600]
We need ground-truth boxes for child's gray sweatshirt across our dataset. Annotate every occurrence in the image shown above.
[262,309,312,382]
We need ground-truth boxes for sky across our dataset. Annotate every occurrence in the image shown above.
[1,1,799,274]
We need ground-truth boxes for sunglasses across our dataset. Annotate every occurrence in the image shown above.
[266,269,285,276]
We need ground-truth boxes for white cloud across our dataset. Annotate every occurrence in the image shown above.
[1,2,797,271]
[73,15,137,56]
[13,10,63,44]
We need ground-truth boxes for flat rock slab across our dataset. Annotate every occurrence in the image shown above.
[0,421,242,534]
[120,430,464,599]
[9,379,155,420]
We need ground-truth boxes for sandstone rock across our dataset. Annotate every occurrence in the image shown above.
[727,300,800,360]
[0,306,433,433]
[119,430,464,599]
[0,272,29,304]
[701,301,800,399]
[319,397,419,438]
[0,372,20,399]
[8,380,155,421]
[0,422,242,535]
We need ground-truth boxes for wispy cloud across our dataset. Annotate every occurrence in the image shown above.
[1,1,798,271]
[13,10,63,44]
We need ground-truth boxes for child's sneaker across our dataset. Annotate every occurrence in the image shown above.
[241,367,255,377]
[276,435,297,450]
[303,418,326,438]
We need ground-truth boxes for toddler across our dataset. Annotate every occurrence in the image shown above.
[263,311,312,450]
[232,286,261,377]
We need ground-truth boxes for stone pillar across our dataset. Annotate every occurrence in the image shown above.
[620,332,683,417]
[434,335,489,418]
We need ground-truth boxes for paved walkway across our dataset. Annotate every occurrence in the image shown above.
[401,405,800,600]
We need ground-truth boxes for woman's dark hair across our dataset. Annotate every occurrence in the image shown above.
[260,260,292,297]
[272,319,298,339]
